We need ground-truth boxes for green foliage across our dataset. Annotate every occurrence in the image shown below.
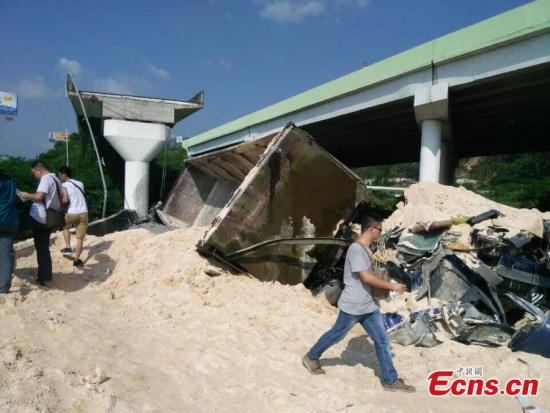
[150,146,187,204]
[457,153,550,212]
[0,130,188,222]
[354,152,550,213]
[363,191,403,219]
[354,162,419,185]
[0,155,35,192]
[0,155,36,217]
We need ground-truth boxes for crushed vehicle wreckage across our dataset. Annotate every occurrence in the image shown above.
[158,124,549,358]
[368,183,550,357]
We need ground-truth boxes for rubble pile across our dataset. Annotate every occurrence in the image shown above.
[376,182,550,357]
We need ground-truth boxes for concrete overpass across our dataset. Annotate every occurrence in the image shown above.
[183,0,550,184]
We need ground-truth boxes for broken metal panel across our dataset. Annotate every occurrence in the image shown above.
[188,134,275,173]
[198,124,368,284]
[200,126,366,251]
[387,314,442,348]
[160,166,217,227]
[160,134,277,229]
[442,303,514,346]
[193,180,241,227]
[506,292,547,322]
[303,212,363,292]
[417,255,506,323]
[413,246,448,300]
[509,314,550,358]
[506,293,550,357]
[454,252,503,287]
[429,260,472,302]
[494,253,550,308]
[496,254,550,288]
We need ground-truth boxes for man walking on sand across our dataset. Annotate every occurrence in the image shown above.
[302,215,415,393]
[58,166,88,268]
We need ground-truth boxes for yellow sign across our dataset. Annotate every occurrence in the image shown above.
[48,132,70,142]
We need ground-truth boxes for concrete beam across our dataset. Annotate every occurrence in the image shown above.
[414,83,449,124]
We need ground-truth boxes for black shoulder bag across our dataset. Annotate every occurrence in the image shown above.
[45,177,67,229]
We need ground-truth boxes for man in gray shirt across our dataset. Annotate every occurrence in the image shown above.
[302,215,415,393]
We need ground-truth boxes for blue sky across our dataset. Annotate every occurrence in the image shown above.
[0,0,532,158]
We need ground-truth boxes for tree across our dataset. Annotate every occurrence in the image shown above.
[0,131,189,223]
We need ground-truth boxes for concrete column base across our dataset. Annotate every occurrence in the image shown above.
[125,161,150,217]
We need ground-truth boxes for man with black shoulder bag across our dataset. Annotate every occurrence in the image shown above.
[18,160,65,287]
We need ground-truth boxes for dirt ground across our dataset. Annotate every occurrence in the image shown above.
[1,226,549,412]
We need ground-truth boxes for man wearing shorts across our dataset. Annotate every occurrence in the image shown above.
[58,166,88,267]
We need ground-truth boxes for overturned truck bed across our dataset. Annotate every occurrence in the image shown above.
[159,123,371,285]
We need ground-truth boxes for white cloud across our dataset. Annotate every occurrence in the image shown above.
[16,77,55,99]
[146,63,170,80]
[91,76,150,95]
[259,0,325,23]
[334,0,370,7]
[255,0,371,23]
[57,57,82,76]
[219,58,232,70]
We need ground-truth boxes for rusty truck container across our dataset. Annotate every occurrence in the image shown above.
[159,123,369,284]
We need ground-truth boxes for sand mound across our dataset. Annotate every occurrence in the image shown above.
[1,227,548,412]
[384,182,550,237]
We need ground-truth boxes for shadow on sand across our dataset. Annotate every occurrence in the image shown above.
[13,240,115,293]
[318,335,399,384]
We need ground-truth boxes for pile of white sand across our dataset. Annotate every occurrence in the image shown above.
[1,227,548,412]
[384,182,550,237]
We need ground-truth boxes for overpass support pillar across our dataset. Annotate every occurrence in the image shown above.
[419,120,442,183]
[414,83,455,185]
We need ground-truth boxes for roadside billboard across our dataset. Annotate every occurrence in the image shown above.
[0,92,17,116]
[48,132,70,142]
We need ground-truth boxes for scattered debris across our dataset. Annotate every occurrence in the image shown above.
[204,266,222,277]
[372,183,549,356]
[84,367,106,385]
[515,395,545,413]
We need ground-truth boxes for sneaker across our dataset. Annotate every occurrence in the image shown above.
[383,378,416,393]
[61,248,73,255]
[302,355,325,375]
[73,259,84,267]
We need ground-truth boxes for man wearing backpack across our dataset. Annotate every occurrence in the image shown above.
[18,161,64,287]
[58,166,88,268]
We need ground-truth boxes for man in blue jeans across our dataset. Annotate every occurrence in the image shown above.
[302,215,415,393]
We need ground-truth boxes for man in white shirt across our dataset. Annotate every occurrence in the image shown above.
[19,161,63,287]
[58,166,88,268]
